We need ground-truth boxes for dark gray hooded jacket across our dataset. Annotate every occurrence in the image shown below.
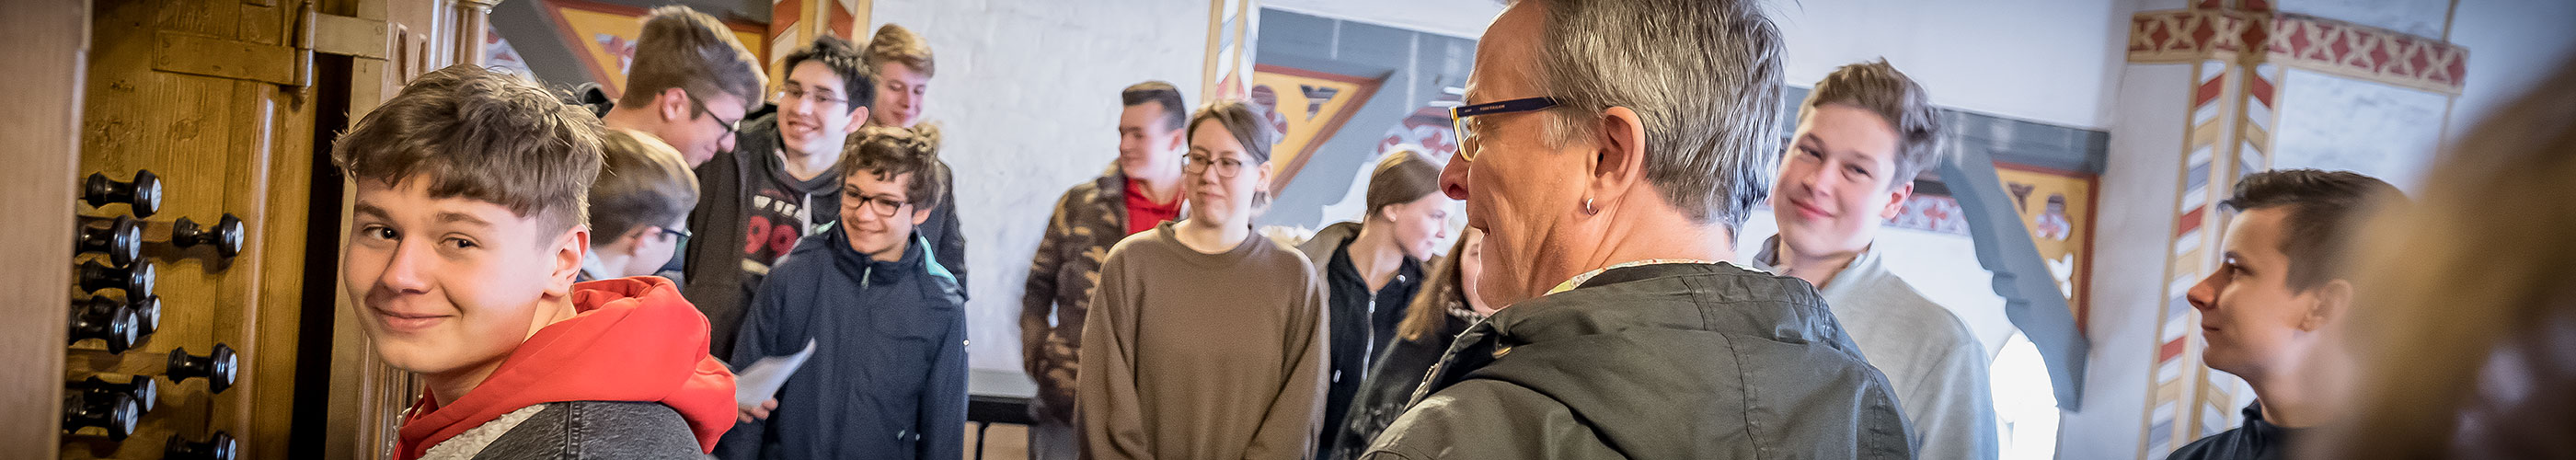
[1361,262,1917,459]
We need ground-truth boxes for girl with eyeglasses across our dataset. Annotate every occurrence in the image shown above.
[1077,100,1330,459]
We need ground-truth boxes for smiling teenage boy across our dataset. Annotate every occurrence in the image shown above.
[722,125,965,459]
[682,35,875,360]
[1753,60,1996,459]
[335,64,736,459]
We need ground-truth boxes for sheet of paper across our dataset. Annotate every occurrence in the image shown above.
[734,339,816,407]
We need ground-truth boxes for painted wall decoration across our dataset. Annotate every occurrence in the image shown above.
[545,0,771,98]
[1202,0,1258,102]
[1886,193,1971,236]
[1376,101,1461,162]
[765,0,869,92]
[1820,163,2096,325]
[485,29,535,80]
[2128,6,2467,95]
[1995,164,2099,329]
[1249,64,1382,194]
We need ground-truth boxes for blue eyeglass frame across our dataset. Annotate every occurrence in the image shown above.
[1449,97,1560,161]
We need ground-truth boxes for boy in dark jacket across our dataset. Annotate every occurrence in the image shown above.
[335,64,737,460]
[2164,170,2400,460]
[682,36,874,360]
[721,125,966,460]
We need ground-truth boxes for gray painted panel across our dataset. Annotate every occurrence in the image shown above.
[1257,10,1339,59]
[1332,19,1418,66]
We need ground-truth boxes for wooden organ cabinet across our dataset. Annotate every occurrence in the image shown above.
[1,0,499,458]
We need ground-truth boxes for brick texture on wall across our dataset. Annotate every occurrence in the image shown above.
[867,0,1214,372]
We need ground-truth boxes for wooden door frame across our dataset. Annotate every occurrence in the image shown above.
[0,0,88,457]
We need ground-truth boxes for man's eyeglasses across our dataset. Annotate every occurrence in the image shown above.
[1183,152,1248,178]
[686,93,744,138]
[1449,97,1559,162]
[776,86,846,109]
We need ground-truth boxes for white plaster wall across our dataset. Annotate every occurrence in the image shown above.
[1259,0,2132,129]
[2271,68,2452,190]
[1767,0,2131,129]
[2447,0,2576,140]
[1259,0,1500,40]
[2281,0,2449,38]
[867,0,1213,372]
[2055,63,2192,459]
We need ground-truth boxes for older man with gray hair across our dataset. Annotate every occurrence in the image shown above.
[1358,0,1916,458]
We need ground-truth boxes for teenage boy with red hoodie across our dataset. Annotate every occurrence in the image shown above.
[332,63,736,459]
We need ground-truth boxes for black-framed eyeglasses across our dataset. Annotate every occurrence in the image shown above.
[1449,97,1559,162]
[776,86,846,109]
[686,93,744,138]
[656,225,693,247]
[847,191,912,218]
[1182,152,1248,178]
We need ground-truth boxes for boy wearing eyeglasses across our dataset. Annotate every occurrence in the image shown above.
[581,129,700,282]
[679,36,876,359]
[722,125,965,459]
[595,6,765,167]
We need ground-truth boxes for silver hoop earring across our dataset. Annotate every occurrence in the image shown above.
[1582,198,1597,214]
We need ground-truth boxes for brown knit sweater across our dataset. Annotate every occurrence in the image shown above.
[1078,221,1329,460]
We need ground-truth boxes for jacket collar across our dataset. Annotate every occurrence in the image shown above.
[1299,221,1431,291]
[1295,221,1362,264]
[1750,235,1890,299]
[1093,163,1127,201]
[1486,261,1849,355]
[822,224,929,286]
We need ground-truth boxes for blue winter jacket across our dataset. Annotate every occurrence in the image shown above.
[718,225,967,460]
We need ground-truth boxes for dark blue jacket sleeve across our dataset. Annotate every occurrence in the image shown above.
[716,270,792,460]
[917,308,969,460]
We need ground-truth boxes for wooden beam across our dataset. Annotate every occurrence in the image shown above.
[155,30,300,85]
[313,13,389,59]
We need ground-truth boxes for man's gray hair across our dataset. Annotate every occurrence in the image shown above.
[1530,0,1784,232]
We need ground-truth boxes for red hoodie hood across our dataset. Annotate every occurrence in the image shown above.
[395,277,736,459]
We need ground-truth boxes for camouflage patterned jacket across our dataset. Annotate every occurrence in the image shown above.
[1019,164,1155,422]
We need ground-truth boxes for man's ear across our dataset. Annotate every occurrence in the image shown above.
[1880,182,1915,220]
[909,206,934,226]
[658,87,693,122]
[548,225,591,295]
[1162,128,1187,153]
[1587,107,1650,214]
[844,106,871,133]
[2302,278,2355,332]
